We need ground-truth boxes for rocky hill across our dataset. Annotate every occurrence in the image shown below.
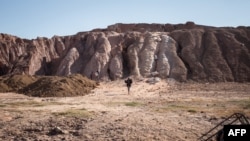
[0,22,250,82]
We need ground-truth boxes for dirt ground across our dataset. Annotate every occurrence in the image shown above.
[0,79,249,141]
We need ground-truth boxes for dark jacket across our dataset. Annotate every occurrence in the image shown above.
[125,78,133,87]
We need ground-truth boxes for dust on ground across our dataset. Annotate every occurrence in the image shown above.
[0,79,249,141]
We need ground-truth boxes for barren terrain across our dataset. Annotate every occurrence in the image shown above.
[0,79,249,141]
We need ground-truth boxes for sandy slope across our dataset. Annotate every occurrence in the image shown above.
[0,79,249,141]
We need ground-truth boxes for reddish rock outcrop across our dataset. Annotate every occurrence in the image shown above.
[0,23,250,82]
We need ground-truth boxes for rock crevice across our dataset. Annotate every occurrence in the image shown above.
[0,23,250,82]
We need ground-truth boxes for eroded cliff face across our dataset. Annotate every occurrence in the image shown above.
[0,23,250,82]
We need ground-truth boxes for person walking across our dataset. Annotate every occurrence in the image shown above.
[125,77,133,94]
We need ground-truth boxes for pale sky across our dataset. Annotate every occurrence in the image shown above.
[0,0,249,39]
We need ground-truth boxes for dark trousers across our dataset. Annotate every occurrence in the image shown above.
[127,84,131,93]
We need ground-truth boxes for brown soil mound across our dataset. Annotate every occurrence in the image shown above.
[0,75,37,92]
[0,74,97,97]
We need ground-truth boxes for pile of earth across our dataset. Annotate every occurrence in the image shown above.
[0,74,97,97]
